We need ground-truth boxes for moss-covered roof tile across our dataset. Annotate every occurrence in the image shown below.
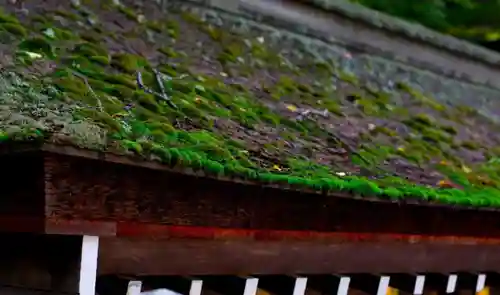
[2,0,500,207]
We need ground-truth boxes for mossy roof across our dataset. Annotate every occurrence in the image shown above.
[2,0,500,208]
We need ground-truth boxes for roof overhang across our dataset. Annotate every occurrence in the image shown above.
[1,142,500,274]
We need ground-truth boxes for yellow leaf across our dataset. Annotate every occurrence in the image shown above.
[112,112,128,118]
[286,104,298,112]
[478,286,490,295]
[272,164,282,171]
[462,165,472,173]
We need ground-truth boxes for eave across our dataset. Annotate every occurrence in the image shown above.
[1,142,500,275]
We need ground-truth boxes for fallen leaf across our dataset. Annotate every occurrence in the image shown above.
[286,104,298,112]
[462,165,472,173]
[437,179,457,188]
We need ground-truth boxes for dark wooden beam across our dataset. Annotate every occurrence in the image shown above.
[97,237,500,275]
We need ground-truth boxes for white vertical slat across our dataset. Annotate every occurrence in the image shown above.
[189,280,203,295]
[476,274,487,293]
[126,281,143,295]
[337,276,351,295]
[79,236,99,295]
[243,278,259,295]
[376,276,390,295]
[414,275,426,295]
[292,277,308,295]
[446,274,457,293]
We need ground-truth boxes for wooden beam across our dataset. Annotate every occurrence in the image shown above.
[42,150,500,242]
[98,237,500,275]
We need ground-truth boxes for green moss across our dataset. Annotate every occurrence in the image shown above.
[397,81,446,112]
[2,3,500,209]
[146,20,164,33]
[53,76,86,95]
[18,37,55,59]
[456,105,479,116]
[42,27,77,40]
[320,100,343,116]
[166,19,179,39]
[133,91,161,112]
[77,108,122,131]
[461,141,481,150]
[205,25,223,41]
[0,23,27,37]
[117,6,138,21]
[412,113,435,126]
[111,53,148,74]
[370,126,397,137]
[422,128,453,144]
[338,70,359,85]
[356,98,380,115]
[89,55,110,66]
[396,146,426,164]
[73,42,108,57]
[158,47,178,58]
[440,124,457,135]
[53,9,81,21]
[80,31,103,43]
[0,8,20,24]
